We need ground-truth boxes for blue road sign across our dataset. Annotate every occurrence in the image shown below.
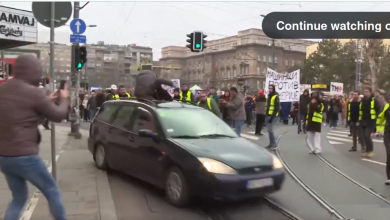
[70,18,86,34]
[70,34,86,43]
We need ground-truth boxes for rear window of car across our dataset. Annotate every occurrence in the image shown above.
[96,103,120,123]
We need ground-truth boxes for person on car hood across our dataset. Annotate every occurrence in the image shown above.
[0,54,69,220]
[134,70,174,100]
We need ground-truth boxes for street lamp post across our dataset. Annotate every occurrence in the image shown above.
[261,15,276,70]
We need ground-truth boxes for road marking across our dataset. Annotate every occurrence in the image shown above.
[241,133,259,140]
[361,158,386,166]
[327,136,352,142]
[20,151,64,220]
[329,140,343,145]
[330,130,350,134]
[247,131,256,134]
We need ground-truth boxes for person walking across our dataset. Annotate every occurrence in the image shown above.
[220,87,246,136]
[265,84,280,150]
[328,95,341,129]
[306,95,325,154]
[220,90,232,126]
[347,91,363,152]
[0,54,69,220]
[245,96,255,127]
[197,90,221,117]
[254,90,266,136]
[379,94,390,185]
[87,92,97,120]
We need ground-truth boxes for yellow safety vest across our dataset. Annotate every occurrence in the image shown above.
[306,103,324,124]
[267,95,279,116]
[376,103,389,133]
[112,94,119,100]
[179,91,192,102]
[197,98,212,110]
[369,97,376,120]
[124,93,131,98]
[347,102,362,121]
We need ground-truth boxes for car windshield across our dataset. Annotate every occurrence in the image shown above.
[156,108,238,139]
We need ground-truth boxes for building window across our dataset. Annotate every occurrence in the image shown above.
[285,59,288,66]
[292,60,295,66]
[274,57,278,63]
[233,67,237,77]
[268,56,272,63]
[227,69,231,78]
[257,67,260,75]
[263,56,266,62]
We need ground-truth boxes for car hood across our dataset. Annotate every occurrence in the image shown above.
[170,137,273,169]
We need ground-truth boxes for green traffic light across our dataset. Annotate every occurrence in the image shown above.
[195,43,201,48]
[77,63,83,68]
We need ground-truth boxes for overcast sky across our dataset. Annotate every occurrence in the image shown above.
[3,1,387,60]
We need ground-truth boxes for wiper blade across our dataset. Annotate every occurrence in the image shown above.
[171,135,201,139]
[199,134,236,138]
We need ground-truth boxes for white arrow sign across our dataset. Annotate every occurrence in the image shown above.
[75,21,81,33]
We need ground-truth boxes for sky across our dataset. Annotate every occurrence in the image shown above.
[2,1,388,60]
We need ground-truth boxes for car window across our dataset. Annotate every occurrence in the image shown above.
[96,103,120,123]
[156,108,238,138]
[130,108,155,132]
[111,105,136,129]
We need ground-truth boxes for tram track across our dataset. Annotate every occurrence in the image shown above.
[274,131,390,220]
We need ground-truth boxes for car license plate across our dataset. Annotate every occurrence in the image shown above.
[247,178,274,189]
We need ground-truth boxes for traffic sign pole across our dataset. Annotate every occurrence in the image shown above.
[68,1,82,139]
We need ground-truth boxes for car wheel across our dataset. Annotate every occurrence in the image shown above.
[94,144,108,170]
[165,167,190,207]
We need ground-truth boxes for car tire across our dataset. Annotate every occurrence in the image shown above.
[165,167,190,207]
[94,144,108,170]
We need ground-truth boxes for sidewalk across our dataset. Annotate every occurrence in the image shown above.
[0,126,117,220]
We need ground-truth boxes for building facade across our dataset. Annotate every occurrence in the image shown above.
[159,28,312,93]
[18,41,153,88]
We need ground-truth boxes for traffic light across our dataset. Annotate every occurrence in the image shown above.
[186,31,207,52]
[42,77,49,85]
[73,45,87,70]
[186,32,194,52]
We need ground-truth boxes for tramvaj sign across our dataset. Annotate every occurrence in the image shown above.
[265,68,300,102]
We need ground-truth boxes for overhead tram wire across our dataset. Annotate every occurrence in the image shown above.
[188,2,258,18]
[163,2,202,30]
[164,2,235,28]
[115,2,136,42]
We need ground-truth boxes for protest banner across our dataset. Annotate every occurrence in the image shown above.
[264,68,300,102]
[330,82,344,95]
[162,79,180,96]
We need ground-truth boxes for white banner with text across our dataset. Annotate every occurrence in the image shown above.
[265,68,300,102]
[162,79,180,96]
[330,82,344,95]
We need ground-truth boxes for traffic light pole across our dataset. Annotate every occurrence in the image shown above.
[68,1,82,139]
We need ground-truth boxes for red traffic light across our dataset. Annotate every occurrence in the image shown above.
[45,77,49,83]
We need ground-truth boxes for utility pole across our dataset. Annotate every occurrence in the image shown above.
[49,2,57,180]
[69,1,82,139]
[1,50,4,80]
[272,39,276,70]
[355,40,362,90]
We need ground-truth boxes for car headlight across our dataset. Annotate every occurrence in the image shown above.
[272,156,283,169]
[198,158,237,175]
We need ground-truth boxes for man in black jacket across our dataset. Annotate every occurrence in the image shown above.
[360,87,382,158]
[298,89,311,134]
[134,70,173,100]
[347,91,362,152]
[265,84,280,150]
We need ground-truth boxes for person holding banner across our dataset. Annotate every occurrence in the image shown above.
[265,85,280,150]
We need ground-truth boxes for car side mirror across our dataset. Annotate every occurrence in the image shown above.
[138,129,160,143]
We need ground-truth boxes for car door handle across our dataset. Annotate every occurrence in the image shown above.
[128,136,134,142]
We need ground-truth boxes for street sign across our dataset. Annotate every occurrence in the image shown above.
[32,2,72,28]
[70,35,86,43]
[70,18,86,35]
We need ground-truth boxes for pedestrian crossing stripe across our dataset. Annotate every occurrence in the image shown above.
[241,133,259,140]
[327,130,383,144]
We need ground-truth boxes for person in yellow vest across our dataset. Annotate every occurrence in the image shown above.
[179,83,194,102]
[380,94,390,185]
[117,85,131,98]
[106,84,119,100]
[197,90,221,117]
[347,91,363,152]
[265,85,280,150]
[361,87,382,158]
[306,95,324,154]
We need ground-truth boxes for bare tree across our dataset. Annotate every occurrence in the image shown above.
[363,39,386,90]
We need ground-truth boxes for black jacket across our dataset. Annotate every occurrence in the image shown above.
[134,71,173,100]
[361,95,381,126]
[348,100,361,122]
[299,94,311,115]
[384,107,390,134]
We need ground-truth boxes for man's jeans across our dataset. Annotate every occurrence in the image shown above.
[266,116,277,146]
[89,108,97,120]
[0,155,66,220]
[297,114,307,133]
[329,120,338,128]
[233,120,245,136]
